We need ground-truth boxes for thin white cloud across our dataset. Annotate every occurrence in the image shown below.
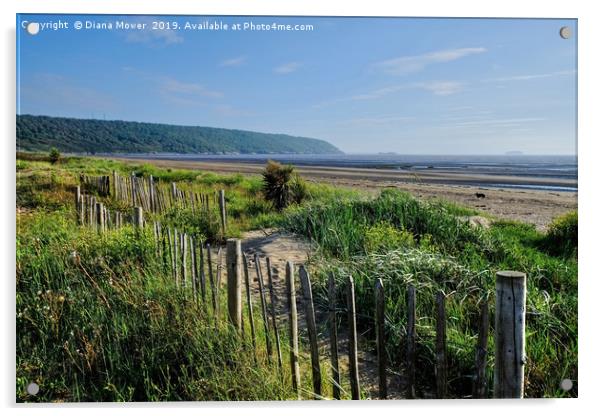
[416,81,464,96]
[274,62,301,74]
[451,117,547,127]
[484,70,575,82]
[344,115,415,125]
[220,56,246,67]
[373,47,487,75]
[159,77,223,99]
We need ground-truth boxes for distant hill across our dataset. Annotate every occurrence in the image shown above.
[16,115,343,155]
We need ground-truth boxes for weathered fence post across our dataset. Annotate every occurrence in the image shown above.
[242,253,258,363]
[286,261,301,399]
[406,284,416,399]
[474,299,490,398]
[96,202,104,233]
[299,265,322,399]
[328,273,341,400]
[180,234,188,289]
[347,276,361,400]
[494,271,527,399]
[375,278,387,399]
[266,258,283,372]
[74,186,81,224]
[226,239,243,331]
[134,207,144,229]
[218,189,227,236]
[254,254,272,361]
[207,243,217,312]
[435,291,447,399]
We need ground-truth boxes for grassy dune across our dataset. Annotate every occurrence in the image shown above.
[16,155,577,400]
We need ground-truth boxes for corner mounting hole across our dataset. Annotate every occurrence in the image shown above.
[560,379,573,391]
[26,382,39,395]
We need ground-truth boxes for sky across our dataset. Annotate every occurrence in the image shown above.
[16,15,577,155]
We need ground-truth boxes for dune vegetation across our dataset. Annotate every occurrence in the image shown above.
[16,154,577,401]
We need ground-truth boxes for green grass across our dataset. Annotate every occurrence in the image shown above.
[16,155,578,400]
[282,189,577,398]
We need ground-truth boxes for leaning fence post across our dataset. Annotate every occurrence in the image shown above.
[255,254,272,362]
[435,291,447,399]
[474,299,490,398]
[266,258,283,372]
[406,284,416,399]
[242,253,258,363]
[494,271,527,399]
[347,276,361,400]
[96,202,104,233]
[375,278,387,399]
[299,265,322,399]
[286,261,301,399]
[226,239,243,332]
[328,273,341,400]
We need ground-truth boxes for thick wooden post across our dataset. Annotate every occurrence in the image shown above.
[242,253,257,363]
[226,239,243,331]
[406,285,416,399]
[266,258,283,371]
[347,276,360,400]
[375,278,387,399]
[299,266,322,399]
[328,273,341,400]
[474,300,490,399]
[218,189,227,236]
[435,291,447,399]
[134,207,144,229]
[286,261,301,398]
[494,271,527,399]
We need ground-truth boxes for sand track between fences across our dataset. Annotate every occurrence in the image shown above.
[241,229,406,399]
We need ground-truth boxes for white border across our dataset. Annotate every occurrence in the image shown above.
[3,1,600,415]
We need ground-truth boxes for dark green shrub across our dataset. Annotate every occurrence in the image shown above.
[261,160,306,211]
[49,147,61,164]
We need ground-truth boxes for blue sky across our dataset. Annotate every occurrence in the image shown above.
[17,15,577,155]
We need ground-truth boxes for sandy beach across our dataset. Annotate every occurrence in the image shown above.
[110,157,577,231]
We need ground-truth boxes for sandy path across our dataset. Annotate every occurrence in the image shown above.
[241,229,404,399]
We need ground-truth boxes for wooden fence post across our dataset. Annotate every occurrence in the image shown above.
[181,234,188,289]
[435,291,447,399]
[406,284,416,399]
[96,202,104,233]
[474,299,490,398]
[134,207,144,229]
[266,258,283,372]
[494,271,527,399]
[207,243,217,312]
[226,239,243,331]
[328,273,341,400]
[242,253,258,363]
[218,189,227,236]
[254,254,272,361]
[347,276,361,400]
[375,278,387,399]
[286,261,301,399]
[74,186,81,224]
[299,266,322,399]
